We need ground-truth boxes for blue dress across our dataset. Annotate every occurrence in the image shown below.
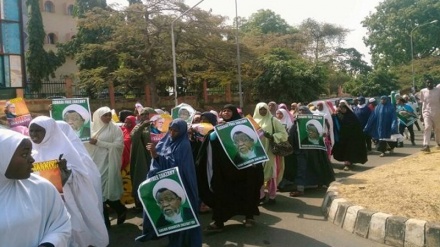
[137,119,202,247]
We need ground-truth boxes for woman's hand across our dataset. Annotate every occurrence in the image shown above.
[263,131,274,140]
[89,138,98,145]
[57,158,68,170]
[146,143,158,158]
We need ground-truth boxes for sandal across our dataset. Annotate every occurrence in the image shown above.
[204,222,223,233]
[289,191,304,197]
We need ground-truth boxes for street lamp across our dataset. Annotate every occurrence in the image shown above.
[171,0,205,106]
[410,19,438,92]
[235,0,243,109]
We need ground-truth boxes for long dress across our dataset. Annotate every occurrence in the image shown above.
[130,120,153,208]
[253,102,288,199]
[30,116,109,247]
[120,116,136,204]
[57,120,103,214]
[332,108,368,164]
[139,119,202,246]
[196,104,263,225]
[88,107,124,202]
[364,96,399,153]
[0,129,71,247]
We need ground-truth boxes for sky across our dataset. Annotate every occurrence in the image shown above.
[108,0,384,63]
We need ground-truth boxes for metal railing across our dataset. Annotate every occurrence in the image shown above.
[24,80,67,99]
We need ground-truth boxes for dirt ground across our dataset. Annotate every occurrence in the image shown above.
[338,149,440,222]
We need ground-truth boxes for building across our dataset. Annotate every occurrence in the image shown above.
[27,0,78,79]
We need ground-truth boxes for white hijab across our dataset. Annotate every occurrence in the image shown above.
[30,116,89,177]
[57,120,103,211]
[0,129,71,247]
[315,100,335,146]
[276,108,293,131]
[30,117,109,247]
[91,106,113,137]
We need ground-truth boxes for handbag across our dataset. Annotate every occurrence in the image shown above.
[270,117,293,156]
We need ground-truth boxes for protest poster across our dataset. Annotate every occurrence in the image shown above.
[6,97,32,128]
[33,159,63,193]
[191,122,214,142]
[396,107,416,127]
[215,118,268,169]
[149,113,173,144]
[297,114,326,150]
[245,114,264,137]
[138,167,199,237]
[50,98,91,141]
[171,103,195,125]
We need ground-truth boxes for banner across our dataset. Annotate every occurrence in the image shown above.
[171,103,195,125]
[50,98,91,141]
[33,159,63,193]
[6,97,32,128]
[396,105,416,127]
[138,167,199,237]
[297,114,326,150]
[149,113,173,144]
[214,118,268,169]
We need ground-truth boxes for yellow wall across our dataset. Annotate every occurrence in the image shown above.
[40,0,78,79]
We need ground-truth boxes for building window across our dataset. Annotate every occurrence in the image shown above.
[44,1,55,13]
[47,33,57,44]
[67,5,74,15]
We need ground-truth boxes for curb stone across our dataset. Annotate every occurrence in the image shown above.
[322,181,439,247]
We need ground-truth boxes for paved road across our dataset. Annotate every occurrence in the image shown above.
[108,131,426,247]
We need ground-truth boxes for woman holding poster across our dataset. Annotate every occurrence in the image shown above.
[253,102,289,204]
[137,119,202,246]
[29,116,109,247]
[196,104,264,231]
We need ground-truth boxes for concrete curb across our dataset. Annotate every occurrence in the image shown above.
[322,181,440,247]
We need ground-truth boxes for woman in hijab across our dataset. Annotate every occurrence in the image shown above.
[0,129,71,247]
[364,96,399,157]
[196,104,264,231]
[332,101,368,171]
[287,106,335,197]
[276,108,293,132]
[278,103,295,122]
[137,119,202,246]
[276,108,294,191]
[253,102,289,204]
[120,115,137,205]
[121,116,137,171]
[87,106,127,227]
[57,120,103,214]
[191,111,218,214]
[314,101,335,160]
[29,116,109,247]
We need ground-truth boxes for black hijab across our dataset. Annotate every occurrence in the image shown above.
[200,112,218,126]
[222,104,242,122]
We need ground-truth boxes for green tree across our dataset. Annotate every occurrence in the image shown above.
[240,9,294,35]
[334,47,372,76]
[74,0,107,17]
[254,48,327,103]
[362,0,440,67]
[299,18,349,63]
[26,0,63,91]
[59,1,245,106]
[344,68,399,96]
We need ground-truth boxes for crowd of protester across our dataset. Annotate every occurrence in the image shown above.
[1,78,439,247]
